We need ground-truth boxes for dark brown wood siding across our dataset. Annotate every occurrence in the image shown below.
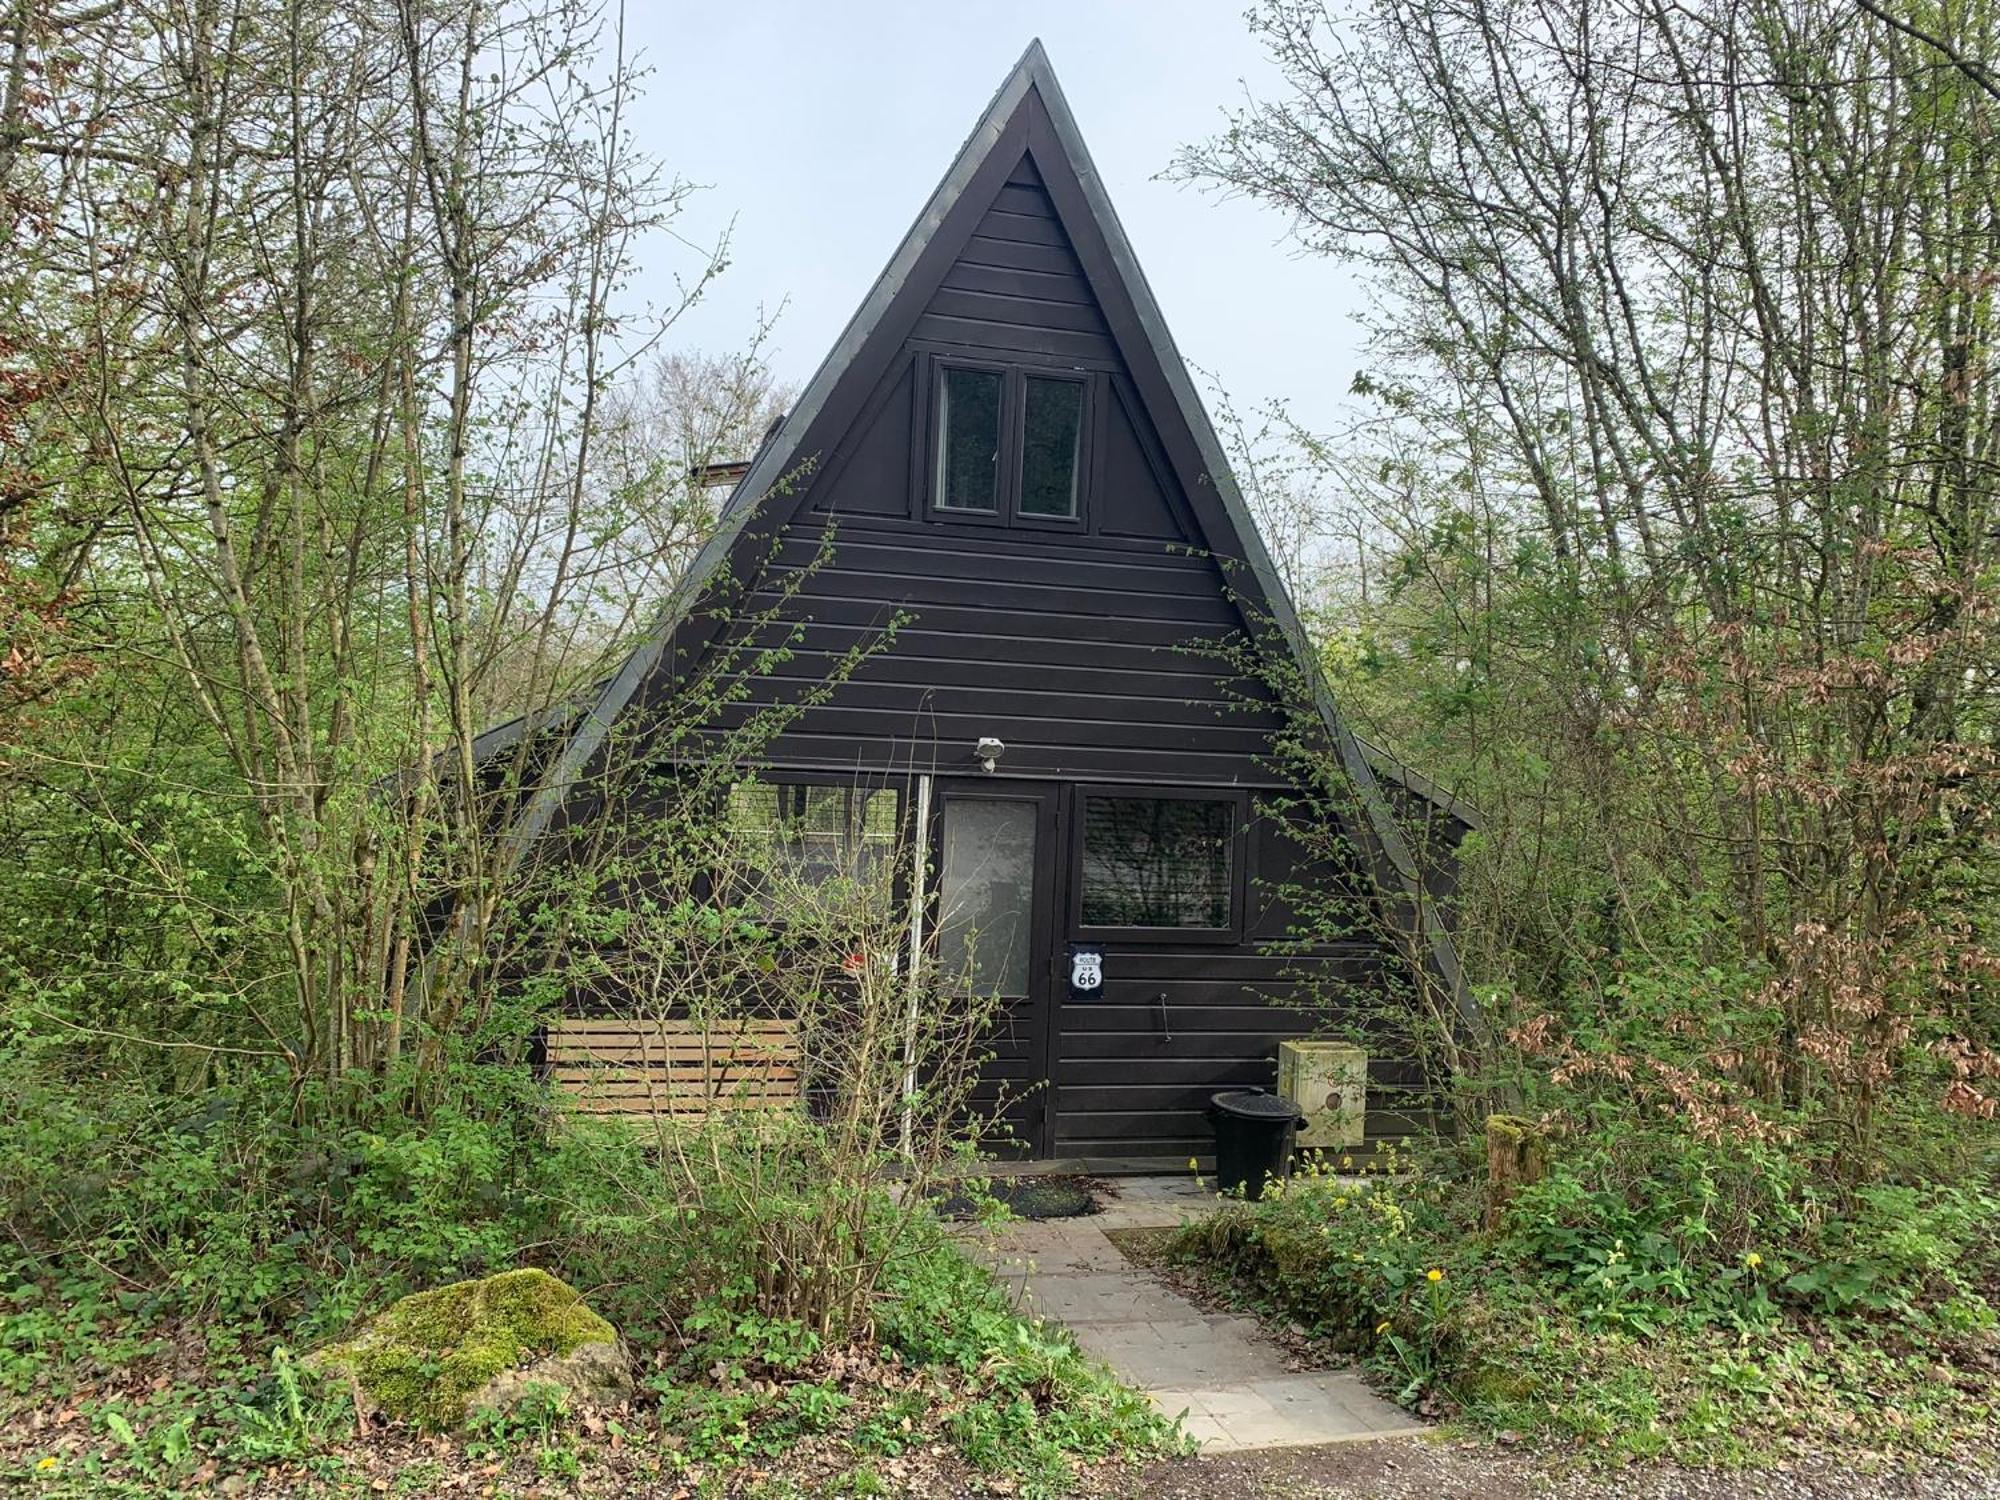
[717,517,1283,787]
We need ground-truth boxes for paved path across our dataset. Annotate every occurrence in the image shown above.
[965,1176,1426,1453]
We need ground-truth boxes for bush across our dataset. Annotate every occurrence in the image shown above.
[1167,1124,2000,1459]
[1,1049,546,1365]
[0,1035,1178,1492]
[637,1218,1175,1494]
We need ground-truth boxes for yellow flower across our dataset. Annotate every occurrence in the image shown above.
[1188,1158,1199,1172]
[1375,1320,1393,1336]
[1426,1267,1444,1283]
[1745,1252,1763,1270]
[36,1458,57,1473]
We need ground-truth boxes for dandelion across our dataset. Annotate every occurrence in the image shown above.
[36,1458,57,1473]
[1375,1320,1393,1336]
[1745,1252,1763,1270]
[1426,1267,1444,1283]
[1188,1157,1199,1173]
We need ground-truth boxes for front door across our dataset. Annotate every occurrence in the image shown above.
[932,779,1059,1158]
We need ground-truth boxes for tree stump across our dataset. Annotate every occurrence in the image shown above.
[1484,1114,1547,1231]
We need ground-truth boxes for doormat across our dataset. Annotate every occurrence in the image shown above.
[932,1174,1101,1221]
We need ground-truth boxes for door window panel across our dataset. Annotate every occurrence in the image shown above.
[1080,795,1233,929]
[936,799,1037,996]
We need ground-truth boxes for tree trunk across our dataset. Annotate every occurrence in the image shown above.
[1484,1114,1547,1232]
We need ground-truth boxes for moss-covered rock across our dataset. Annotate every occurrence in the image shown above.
[309,1268,630,1431]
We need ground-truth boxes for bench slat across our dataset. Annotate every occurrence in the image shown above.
[551,1019,794,1035]
[548,1015,803,1123]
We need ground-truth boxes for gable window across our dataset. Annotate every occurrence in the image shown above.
[936,367,1003,512]
[1020,376,1083,518]
[929,359,1091,526]
[1077,792,1239,935]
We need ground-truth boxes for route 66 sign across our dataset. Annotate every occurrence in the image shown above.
[1068,945,1104,998]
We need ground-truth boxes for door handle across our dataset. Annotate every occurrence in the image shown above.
[1155,991,1172,1044]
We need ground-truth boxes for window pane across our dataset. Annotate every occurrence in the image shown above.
[937,367,1001,511]
[853,786,901,886]
[795,784,849,887]
[1081,796,1232,928]
[1020,377,1082,518]
[724,781,901,905]
[725,782,784,865]
[937,799,1037,996]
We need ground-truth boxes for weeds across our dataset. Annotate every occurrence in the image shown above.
[1168,1131,2000,1461]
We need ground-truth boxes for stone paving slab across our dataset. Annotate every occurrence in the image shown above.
[959,1175,1427,1453]
[1005,1275,1198,1325]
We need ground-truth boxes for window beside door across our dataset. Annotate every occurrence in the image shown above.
[723,779,900,909]
[1076,792,1240,937]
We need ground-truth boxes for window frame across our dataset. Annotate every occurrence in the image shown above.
[923,354,1093,531]
[931,361,1008,517]
[1016,372,1089,526]
[718,772,909,914]
[1067,784,1249,945]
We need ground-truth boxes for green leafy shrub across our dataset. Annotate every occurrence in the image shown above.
[641,1204,1177,1493]
[1,1049,549,1369]
[1167,1127,2000,1460]
[2,1033,1177,1489]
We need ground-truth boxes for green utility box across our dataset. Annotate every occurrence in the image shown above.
[1277,1040,1368,1150]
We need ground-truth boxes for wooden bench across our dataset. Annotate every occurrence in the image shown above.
[545,1016,800,1121]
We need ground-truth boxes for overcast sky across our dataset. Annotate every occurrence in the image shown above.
[619,2,1371,444]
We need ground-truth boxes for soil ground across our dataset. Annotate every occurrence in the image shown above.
[1117,1438,2000,1500]
[112,1431,1999,1497]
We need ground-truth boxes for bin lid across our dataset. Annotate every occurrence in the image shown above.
[1210,1089,1304,1122]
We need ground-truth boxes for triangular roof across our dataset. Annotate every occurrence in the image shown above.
[505,40,1478,1031]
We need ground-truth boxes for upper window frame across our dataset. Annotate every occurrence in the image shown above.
[932,363,1007,516]
[923,354,1094,532]
[1066,784,1249,945]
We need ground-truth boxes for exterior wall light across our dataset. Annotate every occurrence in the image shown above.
[975,736,1005,774]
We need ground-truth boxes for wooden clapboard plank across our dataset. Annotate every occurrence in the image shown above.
[547,1046,795,1063]
[550,1066,800,1084]
[557,1080,799,1098]
[547,1035,795,1050]
[547,1012,803,1122]
[555,1073,791,1087]
[567,1095,790,1115]
[550,1059,794,1073]
[556,1024,796,1032]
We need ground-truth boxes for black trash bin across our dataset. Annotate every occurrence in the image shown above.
[1208,1088,1305,1201]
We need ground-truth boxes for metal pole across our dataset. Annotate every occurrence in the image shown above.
[899,773,934,1157]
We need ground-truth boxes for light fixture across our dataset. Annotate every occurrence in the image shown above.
[975,736,1004,775]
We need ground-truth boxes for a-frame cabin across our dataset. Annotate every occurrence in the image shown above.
[512,42,1474,1165]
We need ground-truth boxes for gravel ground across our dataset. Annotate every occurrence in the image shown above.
[1114,1437,2000,1500]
